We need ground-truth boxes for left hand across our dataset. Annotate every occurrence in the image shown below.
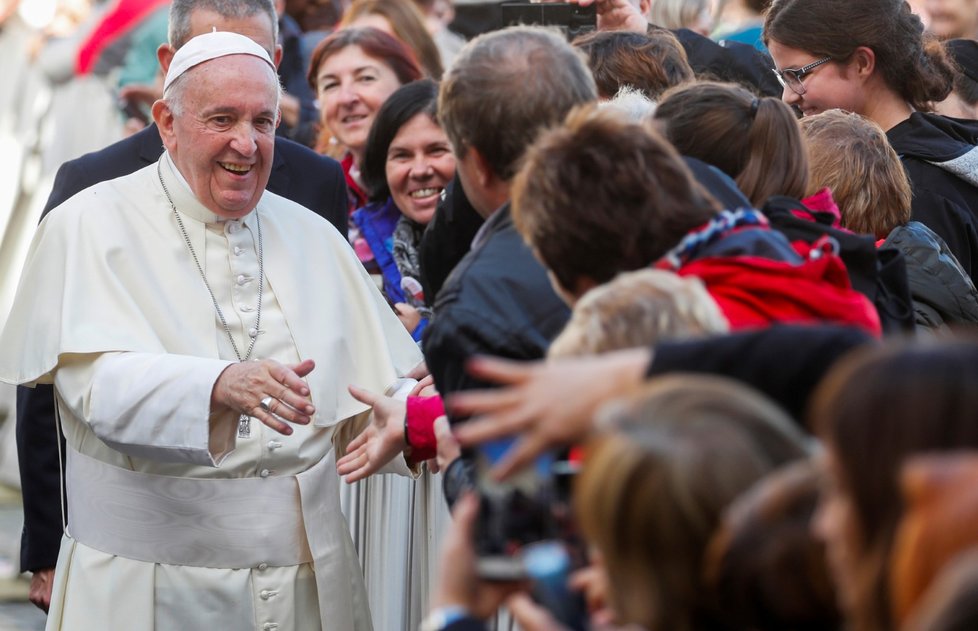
[432,493,526,618]
[410,374,437,397]
[336,385,407,482]
[394,302,423,334]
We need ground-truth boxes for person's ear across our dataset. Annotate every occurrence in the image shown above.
[850,46,876,80]
[468,146,494,189]
[157,43,176,74]
[273,44,283,68]
[153,99,177,150]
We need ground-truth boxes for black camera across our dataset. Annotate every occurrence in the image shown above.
[500,1,597,41]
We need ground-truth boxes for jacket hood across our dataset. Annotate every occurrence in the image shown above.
[882,221,978,328]
[889,112,978,187]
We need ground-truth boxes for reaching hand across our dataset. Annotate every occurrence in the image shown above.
[433,415,461,472]
[431,494,526,618]
[336,385,408,482]
[573,0,648,33]
[211,358,316,435]
[449,348,652,479]
[394,302,423,334]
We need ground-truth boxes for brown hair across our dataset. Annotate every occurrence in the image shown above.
[800,109,912,238]
[655,81,809,207]
[547,269,728,358]
[438,26,596,181]
[307,26,423,92]
[763,0,954,112]
[338,0,444,79]
[512,106,719,293]
[809,338,978,631]
[706,460,843,631]
[572,29,693,100]
[576,375,810,631]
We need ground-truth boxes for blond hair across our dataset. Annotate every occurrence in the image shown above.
[575,375,810,631]
[800,109,912,238]
[548,269,728,359]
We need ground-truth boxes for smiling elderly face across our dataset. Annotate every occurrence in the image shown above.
[156,54,280,219]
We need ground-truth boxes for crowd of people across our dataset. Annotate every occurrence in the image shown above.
[2,0,978,630]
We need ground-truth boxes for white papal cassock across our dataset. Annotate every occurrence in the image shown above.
[0,153,424,631]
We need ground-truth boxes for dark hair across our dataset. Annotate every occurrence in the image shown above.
[307,27,423,92]
[946,39,978,106]
[360,79,439,202]
[763,0,954,112]
[438,26,597,181]
[512,106,720,293]
[745,0,772,13]
[572,29,693,100]
[809,337,978,631]
[655,81,808,207]
[706,460,843,631]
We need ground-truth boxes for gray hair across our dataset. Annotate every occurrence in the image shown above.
[169,0,278,51]
[164,57,282,118]
[598,86,657,122]
[438,25,597,181]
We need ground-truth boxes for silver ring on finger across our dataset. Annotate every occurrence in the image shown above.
[260,396,275,412]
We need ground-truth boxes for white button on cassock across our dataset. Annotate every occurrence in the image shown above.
[260,469,270,478]
[257,562,268,571]
[237,274,247,285]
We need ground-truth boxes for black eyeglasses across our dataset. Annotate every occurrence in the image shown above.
[772,57,832,96]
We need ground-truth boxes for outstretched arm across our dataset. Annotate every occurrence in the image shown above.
[450,348,651,480]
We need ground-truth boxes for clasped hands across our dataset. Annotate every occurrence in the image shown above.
[212,358,316,435]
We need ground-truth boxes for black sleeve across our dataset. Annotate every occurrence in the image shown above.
[647,325,876,425]
[322,156,350,240]
[41,159,87,218]
[16,384,65,572]
[420,174,484,305]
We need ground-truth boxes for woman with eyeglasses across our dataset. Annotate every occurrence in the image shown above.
[763,0,978,284]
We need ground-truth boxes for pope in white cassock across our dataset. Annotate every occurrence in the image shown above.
[0,31,423,631]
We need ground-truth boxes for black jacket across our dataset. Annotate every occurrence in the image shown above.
[422,204,570,405]
[17,123,348,573]
[881,221,978,331]
[888,112,978,284]
[648,324,876,426]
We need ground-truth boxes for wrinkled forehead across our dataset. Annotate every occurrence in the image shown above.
[178,54,280,110]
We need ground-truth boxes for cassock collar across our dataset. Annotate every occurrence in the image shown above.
[159,151,259,231]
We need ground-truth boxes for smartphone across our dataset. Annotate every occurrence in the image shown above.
[473,438,557,580]
[500,1,596,41]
